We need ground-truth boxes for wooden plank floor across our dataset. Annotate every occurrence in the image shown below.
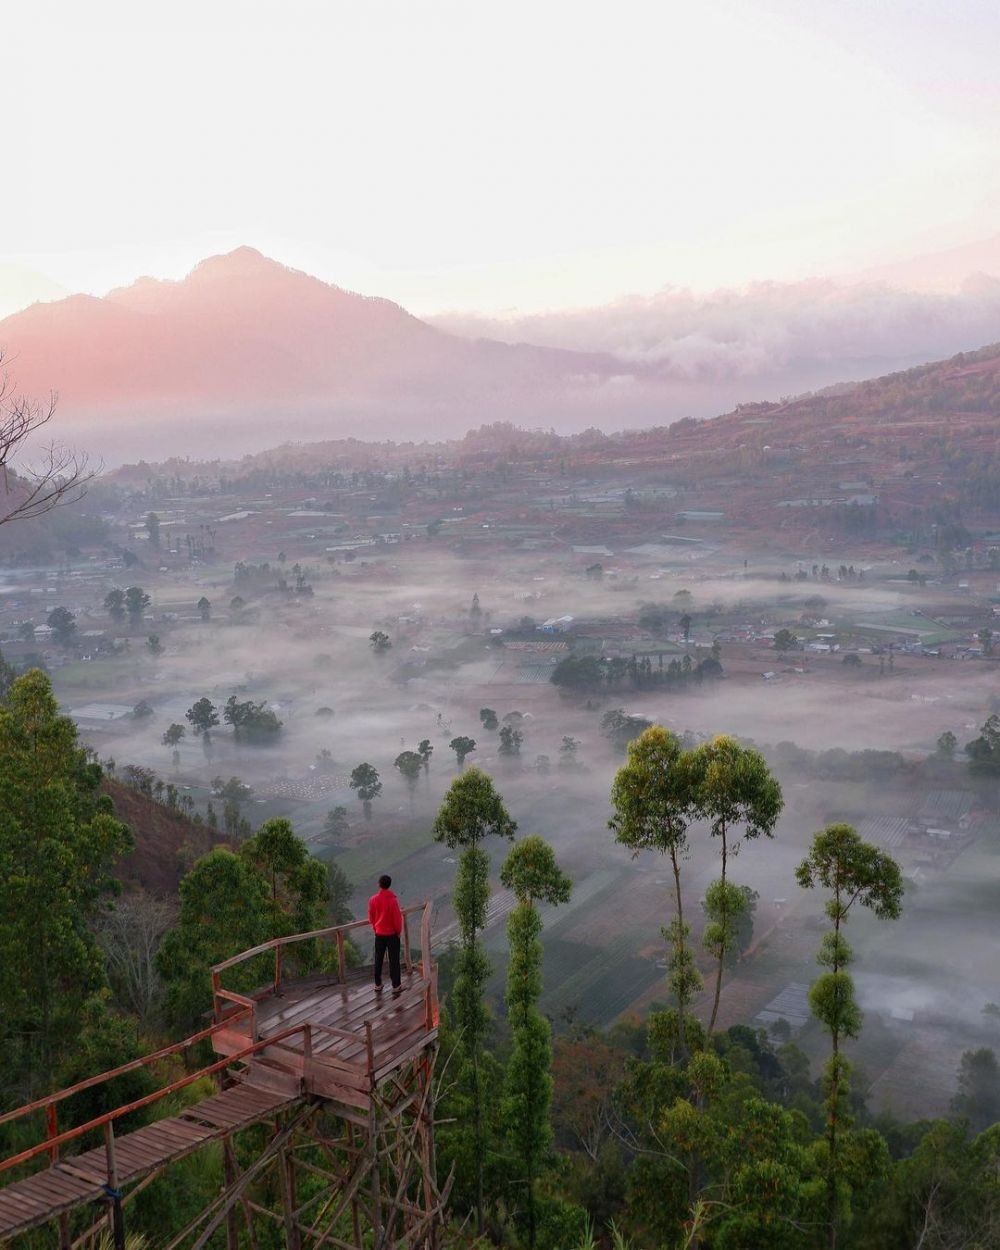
[254,970,433,1073]
[0,1083,299,1242]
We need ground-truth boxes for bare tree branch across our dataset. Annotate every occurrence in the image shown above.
[0,353,99,527]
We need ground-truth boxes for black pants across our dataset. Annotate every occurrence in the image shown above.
[374,934,401,988]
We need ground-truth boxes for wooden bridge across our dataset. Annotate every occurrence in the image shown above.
[0,902,446,1249]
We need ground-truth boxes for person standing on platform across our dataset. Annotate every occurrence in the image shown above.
[368,873,403,994]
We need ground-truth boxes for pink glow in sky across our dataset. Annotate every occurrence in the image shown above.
[3,0,1000,315]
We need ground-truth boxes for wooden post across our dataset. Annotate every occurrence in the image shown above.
[274,945,283,995]
[336,930,346,983]
[348,1122,362,1247]
[211,969,221,1023]
[277,1134,301,1250]
[419,902,432,981]
[222,1136,240,1250]
[368,1100,382,1247]
[420,1053,439,1250]
[103,1123,125,1250]
[402,913,412,975]
[45,1105,59,1164]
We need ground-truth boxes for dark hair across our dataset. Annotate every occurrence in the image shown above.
[378,874,392,889]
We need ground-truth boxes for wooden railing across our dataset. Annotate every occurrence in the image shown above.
[0,1005,286,1178]
[0,904,439,1194]
[210,900,435,1035]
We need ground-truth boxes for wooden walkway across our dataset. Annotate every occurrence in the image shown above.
[0,1081,300,1242]
[0,902,440,1247]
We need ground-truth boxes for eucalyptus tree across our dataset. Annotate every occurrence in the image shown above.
[609,725,701,1055]
[433,768,516,1235]
[796,823,903,1250]
[185,697,219,743]
[499,836,571,1248]
[349,762,382,819]
[393,750,423,809]
[691,735,783,1033]
[449,735,476,768]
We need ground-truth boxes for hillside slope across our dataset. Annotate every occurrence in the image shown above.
[103,779,221,894]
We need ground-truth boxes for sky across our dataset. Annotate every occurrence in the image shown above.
[3,0,999,315]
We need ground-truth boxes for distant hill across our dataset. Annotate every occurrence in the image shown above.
[122,340,1000,545]
[0,247,664,462]
[854,232,1000,293]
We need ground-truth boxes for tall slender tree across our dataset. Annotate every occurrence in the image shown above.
[609,725,701,1055]
[433,768,516,1235]
[691,735,783,1032]
[499,836,571,1248]
[796,823,903,1250]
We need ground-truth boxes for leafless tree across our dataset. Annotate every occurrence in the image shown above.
[96,893,177,1023]
[0,353,96,526]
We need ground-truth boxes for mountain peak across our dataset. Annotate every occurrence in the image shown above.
[189,245,278,278]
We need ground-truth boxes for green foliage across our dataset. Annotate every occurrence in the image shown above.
[797,823,903,1248]
[480,707,499,731]
[223,694,283,741]
[157,849,272,1030]
[185,696,219,739]
[434,772,516,1235]
[965,713,1000,774]
[241,818,328,936]
[157,819,329,1033]
[125,586,150,623]
[104,588,126,622]
[689,735,783,1033]
[0,671,132,1096]
[500,837,572,1247]
[349,761,381,818]
[773,627,798,651]
[322,805,350,839]
[394,750,423,803]
[433,767,517,851]
[47,605,76,646]
[498,724,523,756]
[609,726,703,1047]
[500,836,572,908]
[951,1047,1000,1134]
[449,734,477,767]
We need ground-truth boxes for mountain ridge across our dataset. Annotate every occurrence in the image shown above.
[0,247,654,463]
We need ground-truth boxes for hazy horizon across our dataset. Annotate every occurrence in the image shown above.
[5,0,1000,317]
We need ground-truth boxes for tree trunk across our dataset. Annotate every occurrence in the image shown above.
[827,905,842,1250]
[707,827,728,1033]
[671,849,690,1058]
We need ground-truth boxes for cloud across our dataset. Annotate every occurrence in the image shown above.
[430,277,1000,384]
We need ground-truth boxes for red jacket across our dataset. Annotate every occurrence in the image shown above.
[368,888,403,936]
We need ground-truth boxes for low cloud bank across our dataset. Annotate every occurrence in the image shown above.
[431,276,1000,384]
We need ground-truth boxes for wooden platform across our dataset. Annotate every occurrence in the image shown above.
[210,902,440,1110]
[0,1081,299,1242]
[0,902,441,1245]
[216,969,438,1110]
